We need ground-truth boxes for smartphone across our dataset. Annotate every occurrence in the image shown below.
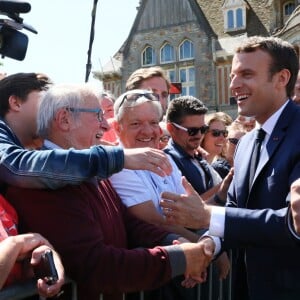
[33,249,58,285]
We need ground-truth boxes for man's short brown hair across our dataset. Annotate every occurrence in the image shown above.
[126,66,170,91]
[0,72,52,118]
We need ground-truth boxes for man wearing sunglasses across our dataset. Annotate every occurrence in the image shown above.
[165,96,230,203]
[109,89,214,300]
[6,84,214,299]
[164,95,232,299]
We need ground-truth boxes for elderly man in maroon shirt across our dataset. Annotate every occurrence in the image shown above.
[6,83,214,300]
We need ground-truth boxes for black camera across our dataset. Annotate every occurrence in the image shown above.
[0,0,37,61]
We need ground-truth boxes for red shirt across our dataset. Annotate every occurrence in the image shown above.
[0,194,22,287]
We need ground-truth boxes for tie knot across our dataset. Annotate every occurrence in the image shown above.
[256,128,266,142]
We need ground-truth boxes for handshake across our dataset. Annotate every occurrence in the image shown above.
[176,236,215,286]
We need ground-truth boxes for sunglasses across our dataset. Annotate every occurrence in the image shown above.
[119,91,159,108]
[228,137,239,145]
[68,107,104,122]
[172,122,209,136]
[208,129,228,138]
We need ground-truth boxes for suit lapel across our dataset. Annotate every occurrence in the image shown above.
[252,101,296,186]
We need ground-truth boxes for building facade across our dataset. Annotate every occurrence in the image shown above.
[93,0,300,115]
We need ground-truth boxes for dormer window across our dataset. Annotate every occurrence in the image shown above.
[142,46,155,66]
[222,0,248,32]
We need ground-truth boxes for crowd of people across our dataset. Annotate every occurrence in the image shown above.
[0,35,300,300]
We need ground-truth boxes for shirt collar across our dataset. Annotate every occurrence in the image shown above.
[43,139,61,150]
[260,99,289,136]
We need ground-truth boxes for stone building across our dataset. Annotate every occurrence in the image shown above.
[93,0,300,115]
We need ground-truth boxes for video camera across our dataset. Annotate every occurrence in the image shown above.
[0,0,37,61]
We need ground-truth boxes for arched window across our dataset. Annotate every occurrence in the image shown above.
[179,40,194,60]
[160,43,174,63]
[142,46,155,66]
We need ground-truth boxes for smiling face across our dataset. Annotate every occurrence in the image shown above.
[230,49,287,124]
[68,94,108,149]
[202,120,227,157]
[168,114,206,156]
[115,101,162,149]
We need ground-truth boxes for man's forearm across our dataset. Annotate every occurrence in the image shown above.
[0,145,124,189]
[0,237,22,288]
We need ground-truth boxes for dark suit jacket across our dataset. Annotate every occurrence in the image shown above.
[164,140,214,195]
[222,100,300,299]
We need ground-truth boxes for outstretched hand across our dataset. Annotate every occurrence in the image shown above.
[217,168,234,202]
[124,147,172,176]
[160,177,211,229]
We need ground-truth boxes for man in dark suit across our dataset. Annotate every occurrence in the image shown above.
[159,36,300,300]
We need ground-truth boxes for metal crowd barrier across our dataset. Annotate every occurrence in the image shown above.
[0,278,77,300]
[0,251,233,300]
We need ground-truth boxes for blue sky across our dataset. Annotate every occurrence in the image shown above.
[0,0,139,84]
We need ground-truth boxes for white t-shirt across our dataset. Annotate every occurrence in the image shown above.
[109,155,185,214]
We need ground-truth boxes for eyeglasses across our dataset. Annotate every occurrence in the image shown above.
[228,137,239,145]
[119,91,159,109]
[208,129,228,138]
[68,107,104,122]
[171,122,209,136]
[160,135,171,142]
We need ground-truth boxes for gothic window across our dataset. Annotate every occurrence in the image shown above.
[142,46,155,66]
[179,40,194,60]
[160,43,175,63]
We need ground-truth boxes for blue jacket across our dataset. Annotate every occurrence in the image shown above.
[223,100,300,299]
[0,119,124,190]
[164,140,215,195]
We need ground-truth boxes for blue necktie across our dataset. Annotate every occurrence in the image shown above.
[249,128,266,189]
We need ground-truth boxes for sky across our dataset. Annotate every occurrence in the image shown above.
[0,0,140,84]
